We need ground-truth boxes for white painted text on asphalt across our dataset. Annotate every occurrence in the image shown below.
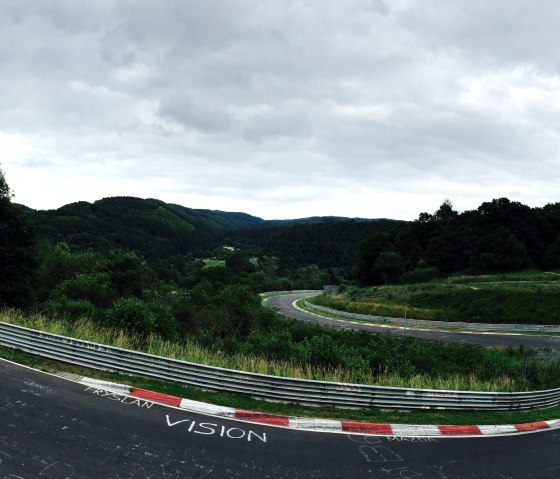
[166,414,267,443]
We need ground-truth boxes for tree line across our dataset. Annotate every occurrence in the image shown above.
[359,198,560,284]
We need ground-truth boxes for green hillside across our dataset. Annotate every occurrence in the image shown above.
[230,219,402,271]
[22,197,399,275]
[23,197,266,259]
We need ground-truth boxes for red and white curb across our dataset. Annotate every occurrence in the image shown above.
[76,376,560,438]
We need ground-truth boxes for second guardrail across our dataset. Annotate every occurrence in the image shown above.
[303,301,560,333]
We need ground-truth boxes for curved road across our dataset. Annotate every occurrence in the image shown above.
[265,293,560,351]
[1,359,560,478]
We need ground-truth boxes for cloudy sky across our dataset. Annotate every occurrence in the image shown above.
[1,0,560,220]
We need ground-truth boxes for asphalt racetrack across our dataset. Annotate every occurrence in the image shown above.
[1,359,560,478]
[264,292,560,351]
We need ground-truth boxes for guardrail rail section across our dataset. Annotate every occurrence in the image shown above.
[1,321,559,411]
[303,301,560,333]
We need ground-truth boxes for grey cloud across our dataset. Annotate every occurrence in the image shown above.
[21,158,56,168]
[0,0,559,217]
[397,1,560,70]
[158,93,234,133]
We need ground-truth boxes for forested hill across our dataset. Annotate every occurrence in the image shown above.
[22,197,265,259]
[230,219,401,271]
[21,197,399,271]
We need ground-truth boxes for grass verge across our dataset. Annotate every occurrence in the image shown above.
[2,345,559,427]
[312,275,560,325]
[297,300,560,337]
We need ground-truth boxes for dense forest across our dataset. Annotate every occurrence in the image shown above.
[20,195,399,285]
[359,199,560,285]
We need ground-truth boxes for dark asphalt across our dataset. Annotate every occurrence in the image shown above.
[265,293,560,351]
[1,359,560,478]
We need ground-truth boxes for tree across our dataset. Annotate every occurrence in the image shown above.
[0,168,37,307]
[374,251,405,284]
[542,234,560,269]
[0,169,12,201]
[469,227,530,273]
[107,250,154,298]
[434,199,458,222]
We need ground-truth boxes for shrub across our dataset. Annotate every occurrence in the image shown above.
[107,297,156,334]
[51,272,114,309]
[401,266,440,284]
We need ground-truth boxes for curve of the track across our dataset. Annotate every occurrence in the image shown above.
[1,359,560,478]
[265,292,560,351]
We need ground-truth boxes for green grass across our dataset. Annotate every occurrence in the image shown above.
[313,271,560,325]
[202,258,226,268]
[297,299,560,336]
[0,308,539,392]
[1,345,558,427]
[447,269,560,284]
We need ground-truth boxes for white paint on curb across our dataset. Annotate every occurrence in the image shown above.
[289,418,343,432]
[390,424,442,436]
[179,398,236,417]
[477,425,517,435]
[546,419,560,428]
[78,377,132,396]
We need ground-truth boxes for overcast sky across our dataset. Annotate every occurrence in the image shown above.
[1,0,560,220]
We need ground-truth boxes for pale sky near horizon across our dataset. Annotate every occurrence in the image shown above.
[1,0,560,220]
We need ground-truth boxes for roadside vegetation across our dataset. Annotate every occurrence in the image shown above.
[309,270,560,325]
[2,307,559,392]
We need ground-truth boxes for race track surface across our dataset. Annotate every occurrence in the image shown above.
[1,359,560,478]
[265,293,560,351]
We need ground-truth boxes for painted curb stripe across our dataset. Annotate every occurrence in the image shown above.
[514,421,549,432]
[439,425,482,436]
[130,388,182,407]
[477,425,518,435]
[289,418,343,431]
[341,421,393,435]
[77,377,559,437]
[391,424,441,436]
[179,398,236,417]
[234,409,290,426]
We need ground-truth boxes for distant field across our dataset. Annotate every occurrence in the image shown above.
[203,258,226,268]
[310,270,560,325]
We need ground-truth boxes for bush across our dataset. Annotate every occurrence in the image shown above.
[149,300,179,338]
[401,266,440,284]
[106,297,179,338]
[107,297,156,334]
[51,272,114,309]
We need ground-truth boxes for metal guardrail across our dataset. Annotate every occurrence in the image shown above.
[304,301,560,333]
[1,321,559,411]
[260,290,319,297]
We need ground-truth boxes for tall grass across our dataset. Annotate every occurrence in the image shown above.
[0,308,524,392]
